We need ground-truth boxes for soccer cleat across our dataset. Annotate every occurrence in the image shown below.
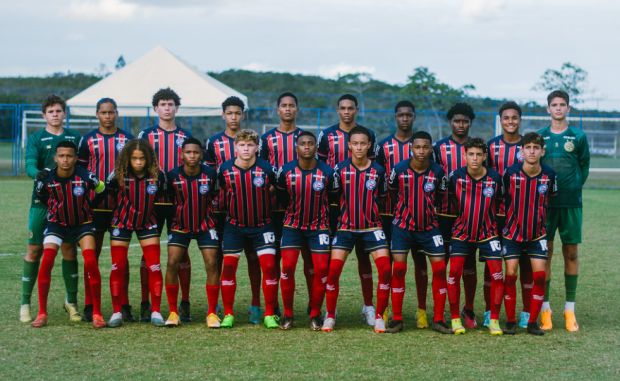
[92,314,106,329]
[374,317,386,333]
[310,316,323,331]
[31,314,48,328]
[19,304,32,323]
[264,315,280,329]
[321,317,336,332]
[416,308,429,329]
[482,310,491,328]
[165,312,180,327]
[151,312,165,327]
[82,304,93,322]
[121,304,136,323]
[385,320,404,333]
[451,318,466,335]
[518,311,530,329]
[64,302,82,322]
[527,322,545,336]
[504,322,517,335]
[362,305,376,326]
[461,308,477,329]
[540,309,553,330]
[179,301,191,323]
[206,313,221,328]
[280,317,293,330]
[108,312,123,328]
[140,301,151,323]
[221,314,235,328]
[431,321,453,334]
[248,305,263,325]
[564,310,579,332]
[488,319,503,336]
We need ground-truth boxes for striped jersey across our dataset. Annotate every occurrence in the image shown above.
[333,158,386,231]
[204,131,237,213]
[108,170,166,231]
[389,161,446,232]
[449,167,502,242]
[167,165,217,233]
[375,134,413,215]
[502,163,557,242]
[317,124,376,168]
[138,125,191,173]
[487,135,523,216]
[276,160,334,230]
[433,136,467,216]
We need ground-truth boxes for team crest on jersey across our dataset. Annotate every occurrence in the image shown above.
[517,150,524,161]
[365,179,377,190]
[483,186,495,197]
[424,182,435,193]
[112,228,120,237]
[537,184,548,194]
[253,176,265,187]
[312,180,324,191]
[147,184,158,195]
[116,141,126,151]
[564,141,575,152]
[199,184,210,194]
[73,186,85,196]
[176,137,185,147]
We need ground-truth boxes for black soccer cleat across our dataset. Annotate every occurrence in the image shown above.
[82,304,93,322]
[310,316,323,331]
[179,301,191,323]
[431,320,453,334]
[527,322,545,336]
[504,322,517,335]
[280,317,294,330]
[385,320,404,333]
[121,304,136,323]
[140,301,151,323]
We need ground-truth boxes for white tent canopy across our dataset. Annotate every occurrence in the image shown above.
[67,46,248,117]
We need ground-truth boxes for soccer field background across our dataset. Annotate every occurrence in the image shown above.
[0,179,618,380]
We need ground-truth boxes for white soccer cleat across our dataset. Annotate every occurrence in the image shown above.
[321,317,336,332]
[362,305,376,326]
[20,304,32,323]
[108,312,123,328]
[374,317,386,333]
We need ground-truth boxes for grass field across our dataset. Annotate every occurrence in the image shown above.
[0,179,619,380]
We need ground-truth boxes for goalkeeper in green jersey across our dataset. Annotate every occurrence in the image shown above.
[20,95,82,323]
[537,90,590,332]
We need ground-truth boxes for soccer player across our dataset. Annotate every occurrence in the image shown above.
[105,139,165,327]
[433,102,479,329]
[376,100,430,329]
[164,138,221,327]
[138,88,193,322]
[321,126,391,333]
[20,95,82,323]
[318,94,378,325]
[276,131,334,330]
[205,96,263,324]
[31,141,106,328]
[387,131,451,334]
[78,97,135,322]
[502,132,557,335]
[218,129,280,329]
[446,137,504,335]
[538,90,590,332]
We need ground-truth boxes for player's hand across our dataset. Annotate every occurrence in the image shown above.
[36,168,51,181]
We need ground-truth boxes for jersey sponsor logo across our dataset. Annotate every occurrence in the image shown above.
[564,141,575,152]
[147,184,158,195]
[73,185,85,196]
[199,184,210,194]
[253,176,265,187]
[537,184,548,194]
[424,182,435,193]
[483,186,495,197]
[365,178,377,190]
[312,180,324,191]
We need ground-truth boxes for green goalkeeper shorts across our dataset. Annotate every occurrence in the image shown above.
[546,207,582,245]
[27,206,47,245]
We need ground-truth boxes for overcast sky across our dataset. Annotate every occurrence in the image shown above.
[2,0,618,110]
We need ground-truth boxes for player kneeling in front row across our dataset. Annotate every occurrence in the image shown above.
[387,131,451,334]
[322,127,391,333]
[32,141,106,328]
[502,132,556,335]
[105,139,166,327]
[447,138,504,335]
[164,138,221,327]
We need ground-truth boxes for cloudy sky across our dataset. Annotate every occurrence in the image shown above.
[2,0,618,110]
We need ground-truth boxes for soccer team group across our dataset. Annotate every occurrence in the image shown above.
[19,87,590,336]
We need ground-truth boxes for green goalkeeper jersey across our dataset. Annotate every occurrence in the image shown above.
[538,125,590,208]
[25,128,82,206]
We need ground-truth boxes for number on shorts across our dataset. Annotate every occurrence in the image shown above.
[263,232,276,244]
[490,240,501,252]
[432,235,444,247]
[373,230,386,241]
[539,239,548,251]
[319,234,330,246]
[209,229,218,240]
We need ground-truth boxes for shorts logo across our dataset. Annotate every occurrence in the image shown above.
[112,228,120,237]
[73,186,85,197]
[424,182,435,193]
[537,184,548,194]
[365,179,376,190]
[253,177,265,187]
[564,141,575,152]
[199,184,209,194]
[176,137,185,147]
[483,186,494,197]
[147,184,158,195]
[116,142,125,151]
[312,181,324,192]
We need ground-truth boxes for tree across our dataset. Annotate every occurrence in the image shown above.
[337,72,374,118]
[115,55,126,70]
[533,62,588,103]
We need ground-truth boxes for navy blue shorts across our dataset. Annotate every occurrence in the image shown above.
[332,229,388,254]
[502,236,548,260]
[44,221,95,244]
[381,215,394,243]
[438,215,456,243]
[281,227,331,253]
[109,226,160,242]
[168,229,219,249]
[222,222,276,255]
[93,210,113,232]
[390,226,445,257]
[450,237,502,260]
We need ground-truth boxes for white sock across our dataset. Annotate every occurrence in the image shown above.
[541,301,551,311]
[564,301,575,312]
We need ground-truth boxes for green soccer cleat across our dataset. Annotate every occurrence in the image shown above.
[221,314,235,328]
[451,318,466,335]
[489,319,503,336]
[264,315,280,329]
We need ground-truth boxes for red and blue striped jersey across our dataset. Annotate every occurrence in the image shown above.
[276,160,334,230]
[433,137,467,216]
[332,159,386,231]
[502,163,557,242]
[138,125,191,173]
[389,161,447,232]
[108,170,166,231]
[487,135,523,216]
[35,167,103,227]
[204,131,236,168]
[218,158,276,228]
[167,165,217,233]
[449,167,502,242]
[78,128,134,210]
[375,134,413,215]
[317,124,377,168]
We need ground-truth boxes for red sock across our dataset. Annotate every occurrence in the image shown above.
[528,271,546,323]
[37,247,58,316]
[357,249,374,307]
[487,260,504,320]
[325,258,345,318]
[483,263,491,311]
[165,283,179,314]
[374,256,391,318]
[178,250,191,303]
[412,253,428,310]
[448,256,465,319]
[301,246,314,302]
[309,253,329,318]
[206,284,220,315]
[142,244,162,313]
[140,256,150,304]
[220,256,239,315]
[82,249,102,316]
[258,254,278,316]
[280,248,299,318]
[520,258,533,313]
[431,260,448,323]
[504,274,518,323]
[110,246,128,313]
[463,256,477,311]
[121,257,130,306]
[247,249,261,307]
[391,261,407,321]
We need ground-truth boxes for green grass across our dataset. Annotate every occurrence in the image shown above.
[0,179,619,380]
